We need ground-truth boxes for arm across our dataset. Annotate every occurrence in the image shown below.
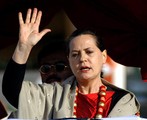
[2,58,26,108]
[2,8,51,108]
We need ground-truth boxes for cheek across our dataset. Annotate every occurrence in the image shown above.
[69,56,74,64]
[69,58,77,71]
[92,54,104,65]
[69,60,75,69]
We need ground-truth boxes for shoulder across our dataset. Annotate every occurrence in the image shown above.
[102,79,140,116]
[102,78,130,93]
[102,78,138,104]
[108,93,140,117]
[21,81,55,98]
[21,78,76,95]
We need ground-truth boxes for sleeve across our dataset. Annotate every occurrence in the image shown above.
[2,58,26,108]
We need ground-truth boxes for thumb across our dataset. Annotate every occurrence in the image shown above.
[39,29,51,39]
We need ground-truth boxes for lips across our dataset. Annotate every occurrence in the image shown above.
[80,66,91,71]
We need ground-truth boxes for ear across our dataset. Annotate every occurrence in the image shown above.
[102,50,107,63]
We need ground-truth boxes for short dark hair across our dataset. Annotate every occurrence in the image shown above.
[66,29,105,56]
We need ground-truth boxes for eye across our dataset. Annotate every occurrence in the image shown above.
[86,50,93,54]
[71,53,78,57]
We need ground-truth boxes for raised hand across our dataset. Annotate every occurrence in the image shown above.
[12,8,51,64]
[18,8,51,47]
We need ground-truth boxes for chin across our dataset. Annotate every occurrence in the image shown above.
[78,75,91,81]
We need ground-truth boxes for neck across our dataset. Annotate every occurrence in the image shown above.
[77,78,103,94]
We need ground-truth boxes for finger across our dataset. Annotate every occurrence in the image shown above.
[31,8,37,23]
[39,29,51,39]
[35,10,42,26]
[18,12,24,25]
[25,8,32,23]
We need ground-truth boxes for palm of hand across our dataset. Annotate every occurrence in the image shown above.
[18,8,50,47]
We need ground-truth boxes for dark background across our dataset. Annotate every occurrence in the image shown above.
[0,0,147,118]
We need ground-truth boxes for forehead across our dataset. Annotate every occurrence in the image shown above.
[69,34,97,48]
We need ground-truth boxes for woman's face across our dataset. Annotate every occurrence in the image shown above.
[68,34,107,82]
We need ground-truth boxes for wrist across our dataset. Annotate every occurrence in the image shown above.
[12,42,33,64]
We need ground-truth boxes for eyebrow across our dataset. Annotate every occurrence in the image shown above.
[71,47,92,52]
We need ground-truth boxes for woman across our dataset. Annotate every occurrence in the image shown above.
[2,8,140,119]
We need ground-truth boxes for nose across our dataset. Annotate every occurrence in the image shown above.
[80,52,87,62]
